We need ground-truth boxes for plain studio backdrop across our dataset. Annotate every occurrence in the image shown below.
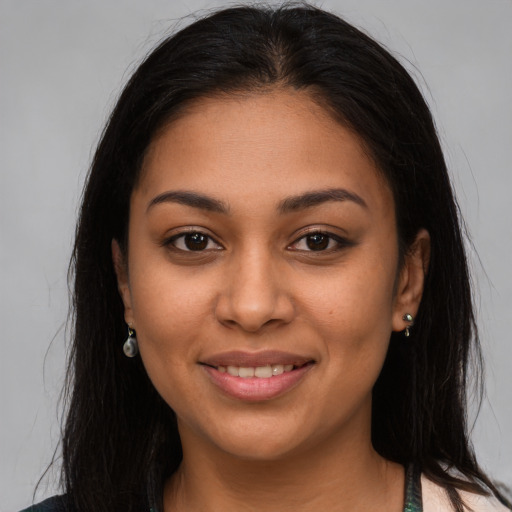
[1,1,511,510]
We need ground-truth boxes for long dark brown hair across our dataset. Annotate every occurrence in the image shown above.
[59,4,507,511]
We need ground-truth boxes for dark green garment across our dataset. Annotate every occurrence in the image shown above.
[404,464,423,512]
[20,495,68,512]
[20,464,423,512]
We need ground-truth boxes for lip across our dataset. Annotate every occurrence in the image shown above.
[200,350,315,402]
[200,350,312,368]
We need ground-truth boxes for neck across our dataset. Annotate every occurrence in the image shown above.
[164,424,404,512]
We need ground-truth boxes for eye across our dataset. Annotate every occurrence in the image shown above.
[289,232,346,252]
[167,232,222,252]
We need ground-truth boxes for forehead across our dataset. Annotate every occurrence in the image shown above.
[138,89,393,217]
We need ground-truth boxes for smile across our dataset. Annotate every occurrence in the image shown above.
[217,364,295,378]
[200,352,315,401]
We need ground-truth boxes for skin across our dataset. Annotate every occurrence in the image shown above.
[113,89,430,511]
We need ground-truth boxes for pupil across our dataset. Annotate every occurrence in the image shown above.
[185,233,208,251]
[307,234,329,251]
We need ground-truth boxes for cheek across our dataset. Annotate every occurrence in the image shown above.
[128,236,214,331]
[302,256,396,337]
[300,250,397,382]
[126,257,216,393]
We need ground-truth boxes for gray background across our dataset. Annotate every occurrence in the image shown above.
[1,1,511,510]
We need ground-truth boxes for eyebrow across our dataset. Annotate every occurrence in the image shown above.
[147,190,230,214]
[146,187,367,215]
[278,188,367,213]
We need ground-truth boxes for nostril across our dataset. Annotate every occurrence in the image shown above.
[214,269,295,332]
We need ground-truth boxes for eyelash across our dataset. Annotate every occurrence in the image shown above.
[288,231,350,253]
[164,229,350,254]
[165,230,223,252]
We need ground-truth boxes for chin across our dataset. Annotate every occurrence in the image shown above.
[219,437,304,462]
[208,418,321,462]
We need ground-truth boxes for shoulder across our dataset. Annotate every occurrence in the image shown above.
[19,495,70,512]
[422,474,511,512]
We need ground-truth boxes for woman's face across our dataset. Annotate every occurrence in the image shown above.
[114,89,427,460]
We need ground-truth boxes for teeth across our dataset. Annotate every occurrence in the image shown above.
[227,366,238,376]
[272,364,284,376]
[238,367,255,378]
[254,365,273,378]
[218,364,297,378]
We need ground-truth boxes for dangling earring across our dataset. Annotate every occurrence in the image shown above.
[402,313,414,337]
[123,326,138,357]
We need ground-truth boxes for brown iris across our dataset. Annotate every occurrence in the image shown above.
[184,233,208,250]
[306,234,329,251]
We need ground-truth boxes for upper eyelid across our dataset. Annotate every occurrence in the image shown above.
[165,227,221,242]
[161,229,222,251]
[290,228,347,243]
[286,232,351,255]
[168,232,222,244]
[291,223,349,237]
[290,232,344,245]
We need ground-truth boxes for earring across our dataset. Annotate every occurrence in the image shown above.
[123,326,138,357]
[402,313,414,337]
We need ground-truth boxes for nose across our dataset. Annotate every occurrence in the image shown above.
[215,249,295,333]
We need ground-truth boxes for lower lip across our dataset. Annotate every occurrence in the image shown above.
[202,364,313,402]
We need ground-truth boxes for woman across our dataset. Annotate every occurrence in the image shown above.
[21,4,510,512]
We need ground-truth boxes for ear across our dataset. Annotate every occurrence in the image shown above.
[112,239,134,326]
[392,229,431,333]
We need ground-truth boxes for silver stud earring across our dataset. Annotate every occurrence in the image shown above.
[123,326,138,357]
[402,313,414,337]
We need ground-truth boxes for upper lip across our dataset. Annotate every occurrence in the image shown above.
[200,350,314,368]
